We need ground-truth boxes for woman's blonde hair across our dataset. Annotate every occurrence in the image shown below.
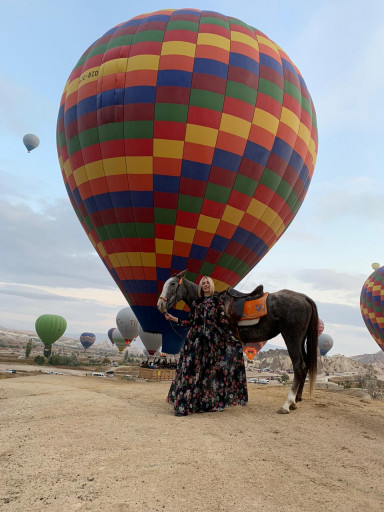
[198,276,215,297]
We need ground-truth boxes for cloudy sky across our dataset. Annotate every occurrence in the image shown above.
[1,0,383,355]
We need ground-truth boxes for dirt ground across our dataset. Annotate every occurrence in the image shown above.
[1,373,383,512]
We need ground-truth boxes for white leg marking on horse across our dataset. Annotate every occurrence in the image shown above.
[278,389,297,414]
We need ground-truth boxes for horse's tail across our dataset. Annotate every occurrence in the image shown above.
[304,296,319,396]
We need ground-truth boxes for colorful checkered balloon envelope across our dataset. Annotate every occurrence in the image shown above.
[79,332,96,350]
[57,9,318,353]
[360,266,384,352]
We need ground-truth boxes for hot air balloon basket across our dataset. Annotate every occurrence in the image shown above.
[138,368,176,381]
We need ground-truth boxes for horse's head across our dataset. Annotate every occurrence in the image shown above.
[157,270,187,313]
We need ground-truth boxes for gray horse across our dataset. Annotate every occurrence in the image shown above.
[157,270,319,414]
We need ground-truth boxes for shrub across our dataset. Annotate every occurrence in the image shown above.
[365,379,383,401]
[34,355,45,365]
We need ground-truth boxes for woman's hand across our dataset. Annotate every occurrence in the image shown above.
[165,313,178,323]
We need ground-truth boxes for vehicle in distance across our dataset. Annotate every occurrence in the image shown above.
[258,379,270,384]
[6,369,16,374]
[248,377,259,383]
[92,372,106,378]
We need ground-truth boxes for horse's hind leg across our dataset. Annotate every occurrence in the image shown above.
[295,368,308,402]
[278,374,302,414]
[277,342,307,414]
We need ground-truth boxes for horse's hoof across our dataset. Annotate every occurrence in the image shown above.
[289,403,297,410]
[277,407,289,414]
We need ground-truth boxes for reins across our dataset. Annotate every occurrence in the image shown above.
[161,277,186,339]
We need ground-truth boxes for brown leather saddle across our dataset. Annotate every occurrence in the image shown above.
[219,284,265,342]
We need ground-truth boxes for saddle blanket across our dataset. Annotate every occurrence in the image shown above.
[240,293,268,322]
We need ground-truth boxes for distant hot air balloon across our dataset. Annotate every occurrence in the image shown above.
[245,341,267,354]
[318,318,324,336]
[138,326,162,356]
[107,328,115,344]
[318,333,333,357]
[80,332,96,350]
[57,9,318,354]
[360,264,384,352]
[112,328,127,352]
[244,347,257,361]
[23,133,40,153]
[35,314,67,358]
[116,308,139,344]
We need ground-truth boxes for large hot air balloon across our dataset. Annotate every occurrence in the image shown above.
[80,332,96,350]
[138,326,162,356]
[23,134,40,153]
[318,333,333,357]
[360,264,384,352]
[116,307,139,344]
[318,318,324,336]
[35,314,67,358]
[112,328,128,352]
[57,9,318,354]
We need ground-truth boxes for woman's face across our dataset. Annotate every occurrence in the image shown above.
[201,278,211,295]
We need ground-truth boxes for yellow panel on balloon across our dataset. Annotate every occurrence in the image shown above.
[220,114,251,139]
[127,54,160,71]
[231,31,259,50]
[161,41,196,57]
[252,109,279,135]
[280,107,300,133]
[185,124,218,147]
[153,139,184,159]
[155,239,174,255]
[298,122,311,146]
[174,225,195,243]
[101,58,129,76]
[197,33,230,51]
[222,205,244,226]
[197,215,220,234]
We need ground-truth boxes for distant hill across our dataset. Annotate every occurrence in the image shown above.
[351,350,384,364]
[249,348,381,377]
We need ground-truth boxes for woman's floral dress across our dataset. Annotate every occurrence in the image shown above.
[167,295,248,415]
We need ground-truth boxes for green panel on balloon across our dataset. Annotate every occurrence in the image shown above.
[155,104,188,123]
[226,81,257,106]
[178,195,203,214]
[189,90,225,112]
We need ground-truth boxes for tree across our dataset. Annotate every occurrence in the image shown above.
[365,378,383,401]
[25,340,33,359]
[279,373,289,385]
[34,355,45,365]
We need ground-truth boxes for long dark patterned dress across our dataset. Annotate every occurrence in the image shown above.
[167,295,248,415]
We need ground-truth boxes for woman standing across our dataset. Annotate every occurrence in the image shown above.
[165,276,248,416]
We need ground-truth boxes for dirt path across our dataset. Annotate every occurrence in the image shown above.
[1,375,383,511]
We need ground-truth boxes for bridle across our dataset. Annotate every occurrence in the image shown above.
[159,277,183,310]
[160,277,185,339]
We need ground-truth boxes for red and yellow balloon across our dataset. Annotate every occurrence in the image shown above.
[57,9,318,353]
[360,265,384,352]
